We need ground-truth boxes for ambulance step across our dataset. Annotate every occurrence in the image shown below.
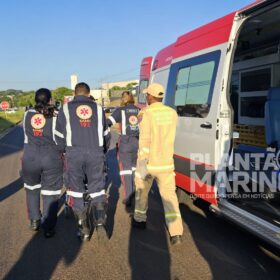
[218,200,280,249]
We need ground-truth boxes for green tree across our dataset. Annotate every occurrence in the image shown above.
[52,87,73,103]
[125,82,138,90]
[111,86,122,91]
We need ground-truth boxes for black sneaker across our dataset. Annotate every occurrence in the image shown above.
[170,235,182,246]
[131,218,146,229]
[44,229,55,239]
[30,219,40,231]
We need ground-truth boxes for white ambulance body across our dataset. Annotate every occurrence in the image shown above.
[141,0,280,248]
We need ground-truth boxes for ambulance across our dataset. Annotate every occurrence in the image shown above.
[138,0,280,248]
[138,56,153,108]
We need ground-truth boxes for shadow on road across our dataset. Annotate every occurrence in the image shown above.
[3,201,82,280]
[129,186,171,280]
[0,125,23,159]
[0,177,23,202]
[106,147,121,239]
[180,199,280,280]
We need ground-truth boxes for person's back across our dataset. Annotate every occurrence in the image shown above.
[108,103,140,137]
[142,103,177,172]
[57,96,109,154]
[133,83,183,246]
[107,91,140,206]
[24,109,59,148]
[22,88,64,238]
[56,82,110,241]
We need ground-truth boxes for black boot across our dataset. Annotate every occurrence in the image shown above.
[77,218,90,241]
[30,219,40,231]
[75,210,90,241]
[170,235,182,246]
[131,218,146,229]
[93,203,108,242]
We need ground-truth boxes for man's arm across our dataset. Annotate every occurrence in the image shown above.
[54,108,66,152]
[138,110,151,161]
[106,107,121,127]
[103,109,111,153]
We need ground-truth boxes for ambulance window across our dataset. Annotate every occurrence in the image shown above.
[187,61,215,104]
[174,60,215,117]
[138,79,149,104]
[175,67,190,106]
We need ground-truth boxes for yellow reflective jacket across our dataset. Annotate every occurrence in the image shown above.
[138,102,178,173]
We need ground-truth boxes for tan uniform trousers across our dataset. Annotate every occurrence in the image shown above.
[134,171,183,237]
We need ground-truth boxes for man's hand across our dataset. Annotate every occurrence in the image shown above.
[139,159,149,180]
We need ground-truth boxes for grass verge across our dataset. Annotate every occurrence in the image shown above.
[0,110,24,134]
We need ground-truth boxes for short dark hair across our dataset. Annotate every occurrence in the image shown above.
[75,82,90,96]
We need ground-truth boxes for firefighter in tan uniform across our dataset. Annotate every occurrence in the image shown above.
[132,83,183,245]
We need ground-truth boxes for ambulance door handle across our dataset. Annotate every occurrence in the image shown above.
[200,122,212,129]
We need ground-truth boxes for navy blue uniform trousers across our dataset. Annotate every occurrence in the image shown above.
[22,145,63,231]
[118,135,138,199]
[64,148,106,219]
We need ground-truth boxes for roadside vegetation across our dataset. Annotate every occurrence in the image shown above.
[0,110,25,134]
[0,87,73,108]
[0,87,73,134]
[0,83,136,134]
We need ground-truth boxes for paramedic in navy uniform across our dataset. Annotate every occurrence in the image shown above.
[107,91,140,207]
[22,88,64,238]
[55,82,111,241]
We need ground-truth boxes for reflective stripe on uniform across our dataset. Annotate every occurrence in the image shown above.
[104,128,110,136]
[120,170,133,175]
[147,164,174,171]
[24,183,41,190]
[89,189,105,199]
[146,107,167,112]
[97,105,103,147]
[142,147,150,154]
[121,110,126,135]
[108,116,116,125]
[41,189,62,196]
[132,167,136,171]
[135,209,147,214]
[165,213,181,219]
[52,117,57,144]
[67,191,83,198]
[23,111,28,144]
[63,104,72,146]
[54,130,64,138]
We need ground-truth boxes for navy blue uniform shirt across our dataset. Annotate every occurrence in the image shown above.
[107,104,140,137]
[23,108,63,151]
[55,95,111,153]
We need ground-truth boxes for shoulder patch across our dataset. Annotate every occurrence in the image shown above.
[31,114,46,129]
[129,115,138,125]
[76,105,93,120]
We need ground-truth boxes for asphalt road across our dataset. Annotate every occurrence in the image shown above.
[0,125,280,280]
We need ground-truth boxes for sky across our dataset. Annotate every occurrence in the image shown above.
[0,0,254,91]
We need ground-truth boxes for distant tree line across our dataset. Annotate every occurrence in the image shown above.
[0,87,73,107]
[110,82,138,92]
